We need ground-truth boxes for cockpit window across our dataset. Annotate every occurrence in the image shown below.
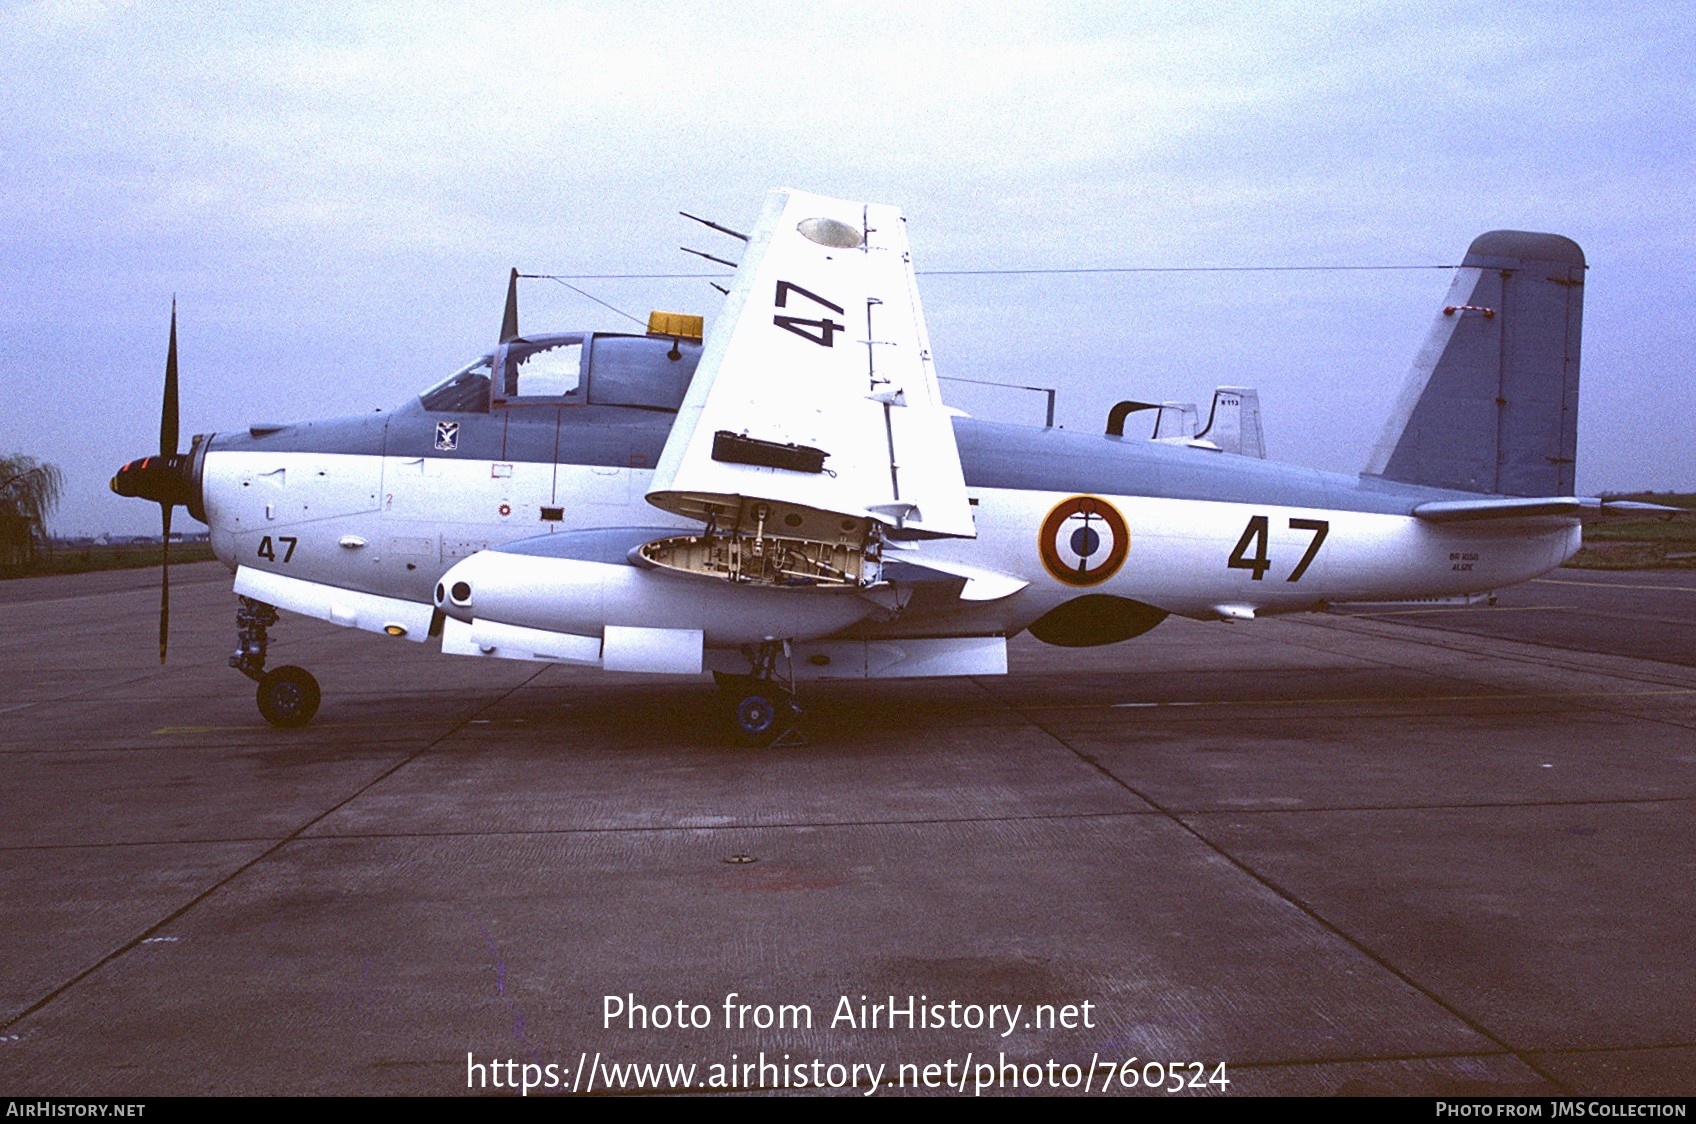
[501,338,584,400]
[420,357,492,413]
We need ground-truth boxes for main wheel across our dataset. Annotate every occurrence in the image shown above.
[256,665,321,728]
[724,686,793,747]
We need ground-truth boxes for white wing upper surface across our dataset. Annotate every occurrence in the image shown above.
[646,189,975,540]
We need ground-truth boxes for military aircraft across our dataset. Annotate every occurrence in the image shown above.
[111,188,1669,743]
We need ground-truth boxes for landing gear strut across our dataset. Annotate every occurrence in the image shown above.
[232,596,321,728]
[715,639,803,747]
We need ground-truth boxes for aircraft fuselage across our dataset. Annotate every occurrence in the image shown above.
[109,204,1598,734]
[194,398,1579,643]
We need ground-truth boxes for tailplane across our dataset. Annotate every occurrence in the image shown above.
[1364,231,1584,496]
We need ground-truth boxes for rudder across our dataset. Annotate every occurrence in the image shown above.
[1364,231,1584,496]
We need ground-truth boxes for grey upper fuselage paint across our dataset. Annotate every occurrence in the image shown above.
[198,393,1487,522]
[191,322,1492,519]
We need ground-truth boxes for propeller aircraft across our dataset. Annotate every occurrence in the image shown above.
[111,188,1670,743]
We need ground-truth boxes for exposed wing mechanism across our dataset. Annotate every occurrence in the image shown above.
[645,189,974,590]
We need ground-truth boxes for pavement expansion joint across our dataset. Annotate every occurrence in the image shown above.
[1020,708,1579,1095]
[295,807,1162,842]
[0,666,548,1036]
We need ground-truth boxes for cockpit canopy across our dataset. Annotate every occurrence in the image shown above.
[418,332,702,414]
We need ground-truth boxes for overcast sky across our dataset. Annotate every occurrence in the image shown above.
[3,0,1691,535]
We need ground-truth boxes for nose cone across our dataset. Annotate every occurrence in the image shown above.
[110,453,194,507]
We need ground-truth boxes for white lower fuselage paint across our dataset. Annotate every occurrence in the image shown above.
[202,449,1581,663]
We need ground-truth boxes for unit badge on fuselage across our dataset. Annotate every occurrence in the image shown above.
[1039,495,1129,586]
[434,421,460,452]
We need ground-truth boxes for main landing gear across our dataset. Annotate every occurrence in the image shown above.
[232,596,321,728]
[714,639,803,747]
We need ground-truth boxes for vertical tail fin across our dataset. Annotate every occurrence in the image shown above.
[1196,386,1266,458]
[1364,231,1584,496]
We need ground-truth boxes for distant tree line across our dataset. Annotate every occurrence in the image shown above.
[1,454,64,567]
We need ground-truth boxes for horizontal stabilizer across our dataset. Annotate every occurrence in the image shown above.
[1584,498,1688,519]
[1414,496,1689,523]
[1413,497,1581,522]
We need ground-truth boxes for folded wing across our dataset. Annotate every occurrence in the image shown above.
[644,189,974,588]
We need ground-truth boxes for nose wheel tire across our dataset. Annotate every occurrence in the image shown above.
[256,665,321,728]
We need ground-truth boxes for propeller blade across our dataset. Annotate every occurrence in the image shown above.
[161,299,179,457]
[159,503,172,664]
[159,300,178,663]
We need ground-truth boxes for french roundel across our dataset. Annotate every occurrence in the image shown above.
[1039,496,1129,586]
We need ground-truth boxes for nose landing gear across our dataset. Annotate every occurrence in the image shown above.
[232,596,321,728]
[256,665,321,728]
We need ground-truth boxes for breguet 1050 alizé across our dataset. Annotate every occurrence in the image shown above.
[110,188,1670,743]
